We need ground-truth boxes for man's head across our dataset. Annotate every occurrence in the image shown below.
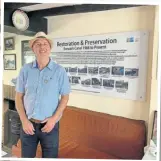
[29,32,52,59]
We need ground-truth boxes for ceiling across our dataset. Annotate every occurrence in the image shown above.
[19,3,79,12]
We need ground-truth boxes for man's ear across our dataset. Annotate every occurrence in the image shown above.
[32,47,35,54]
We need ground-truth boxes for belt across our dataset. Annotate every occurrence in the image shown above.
[30,118,42,124]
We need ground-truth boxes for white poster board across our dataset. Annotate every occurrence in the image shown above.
[52,31,149,101]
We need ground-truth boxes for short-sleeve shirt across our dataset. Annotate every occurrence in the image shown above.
[15,58,71,121]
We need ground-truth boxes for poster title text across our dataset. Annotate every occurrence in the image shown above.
[56,38,117,50]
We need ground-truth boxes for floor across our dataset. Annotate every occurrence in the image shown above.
[2,151,12,157]
[2,150,15,157]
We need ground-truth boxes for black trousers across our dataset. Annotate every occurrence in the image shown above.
[20,121,59,158]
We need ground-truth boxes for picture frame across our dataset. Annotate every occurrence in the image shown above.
[21,40,35,65]
[151,110,157,145]
[4,37,15,51]
[3,54,17,70]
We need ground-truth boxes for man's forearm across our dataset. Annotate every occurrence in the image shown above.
[15,93,28,123]
[52,95,69,122]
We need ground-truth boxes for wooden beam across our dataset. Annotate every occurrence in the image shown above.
[4,25,36,36]
[4,8,47,35]
[28,4,142,18]
[3,3,143,35]
[4,2,40,10]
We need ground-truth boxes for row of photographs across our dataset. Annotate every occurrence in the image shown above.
[68,76,128,90]
[65,66,139,77]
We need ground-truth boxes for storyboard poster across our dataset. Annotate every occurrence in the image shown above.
[52,31,149,101]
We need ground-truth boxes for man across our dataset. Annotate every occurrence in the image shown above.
[15,32,70,158]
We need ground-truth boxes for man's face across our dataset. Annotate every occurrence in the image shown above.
[32,38,51,58]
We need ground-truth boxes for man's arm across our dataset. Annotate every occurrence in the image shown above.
[15,66,35,135]
[15,92,27,122]
[51,94,69,122]
[15,92,35,135]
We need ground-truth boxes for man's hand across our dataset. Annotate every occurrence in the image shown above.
[22,119,35,135]
[41,117,56,133]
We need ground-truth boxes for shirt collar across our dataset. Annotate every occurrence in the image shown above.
[32,58,54,70]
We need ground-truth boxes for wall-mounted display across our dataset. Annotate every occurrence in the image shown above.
[4,37,15,51]
[52,31,149,101]
[21,40,35,65]
[3,54,16,70]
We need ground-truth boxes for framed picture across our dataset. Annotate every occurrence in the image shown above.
[151,110,157,145]
[4,37,15,50]
[3,54,16,70]
[21,40,35,65]
[22,40,31,52]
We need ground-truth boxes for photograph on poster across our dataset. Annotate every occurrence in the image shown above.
[92,78,102,86]
[72,76,81,84]
[126,37,134,42]
[81,78,91,86]
[112,66,124,76]
[69,67,78,73]
[99,67,110,75]
[103,79,115,89]
[115,81,128,90]
[88,66,99,75]
[125,68,139,77]
[78,66,88,74]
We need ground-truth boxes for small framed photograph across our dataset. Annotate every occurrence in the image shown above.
[3,54,16,70]
[4,37,15,50]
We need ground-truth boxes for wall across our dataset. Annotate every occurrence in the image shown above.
[3,32,32,85]
[147,6,159,144]
[3,6,158,144]
[48,6,156,125]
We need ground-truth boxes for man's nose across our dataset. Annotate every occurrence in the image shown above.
[40,44,45,48]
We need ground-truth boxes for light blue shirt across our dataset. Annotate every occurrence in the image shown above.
[15,58,71,121]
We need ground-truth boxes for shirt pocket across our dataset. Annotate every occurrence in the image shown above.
[43,75,58,92]
[43,76,51,85]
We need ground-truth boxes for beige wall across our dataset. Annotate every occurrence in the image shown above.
[48,6,159,143]
[48,5,156,123]
[3,5,158,144]
[3,33,31,85]
[147,6,159,144]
